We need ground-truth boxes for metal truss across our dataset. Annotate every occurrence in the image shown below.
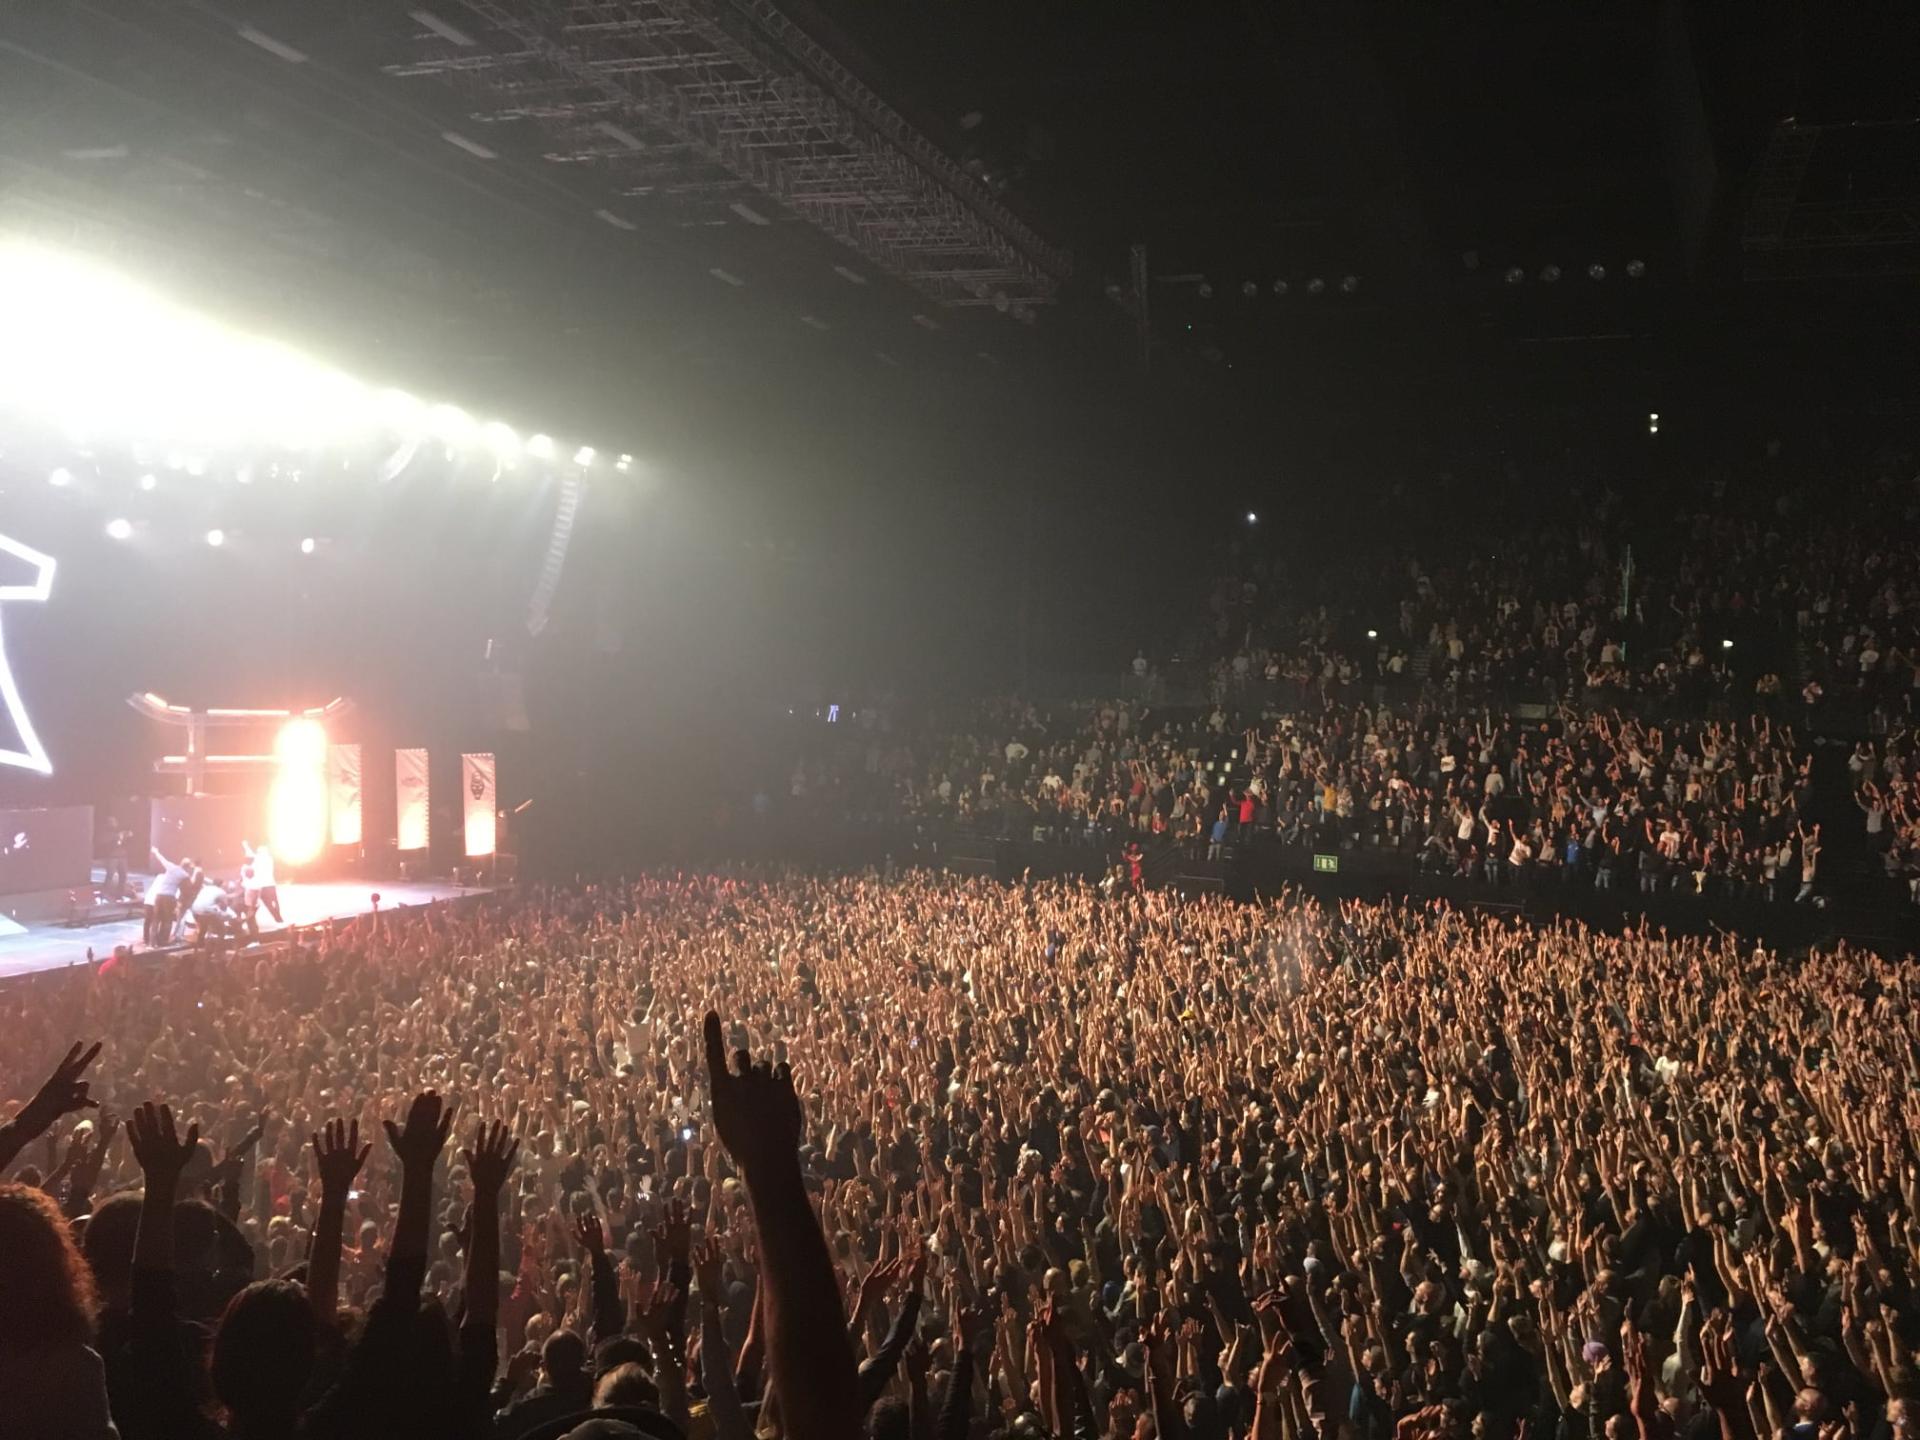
[385,0,1071,310]
[1741,120,1920,280]
[1740,123,1819,251]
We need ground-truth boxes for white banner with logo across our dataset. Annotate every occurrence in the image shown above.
[328,743,363,847]
[461,751,496,858]
[395,747,430,852]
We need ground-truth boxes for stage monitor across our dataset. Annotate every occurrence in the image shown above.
[0,804,93,895]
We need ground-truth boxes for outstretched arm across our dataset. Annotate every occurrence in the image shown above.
[696,1238,752,1440]
[308,1118,371,1327]
[0,1042,101,1175]
[303,1091,456,1440]
[704,1010,862,1440]
[457,1120,516,1430]
[382,1090,453,1283]
[573,1212,627,1346]
[123,1101,211,1436]
[461,1120,517,1329]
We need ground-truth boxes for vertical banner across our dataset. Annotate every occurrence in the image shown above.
[462,752,497,858]
[328,744,363,847]
[395,747,430,852]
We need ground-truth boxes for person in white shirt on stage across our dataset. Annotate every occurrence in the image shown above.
[144,848,191,947]
[186,878,241,946]
[241,840,283,930]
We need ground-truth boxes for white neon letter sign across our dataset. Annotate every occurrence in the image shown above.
[0,533,55,774]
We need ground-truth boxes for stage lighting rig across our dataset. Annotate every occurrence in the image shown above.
[0,241,631,483]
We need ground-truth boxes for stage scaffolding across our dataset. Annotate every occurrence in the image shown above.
[384,0,1071,313]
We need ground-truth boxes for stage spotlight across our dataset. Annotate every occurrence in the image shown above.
[378,389,424,428]
[1271,279,1288,296]
[480,421,521,461]
[1721,638,1734,650]
[573,445,595,467]
[1245,511,1258,525]
[300,537,316,555]
[1626,259,1646,278]
[1240,280,1258,298]
[1587,263,1607,280]
[106,518,133,541]
[527,433,555,460]
[427,403,477,446]
[1540,264,1562,283]
[205,529,225,547]
[1339,275,1359,293]
[1197,281,1214,300]
[1367,629,1378,640]
[139,473,158,491]
[615,453,633,473]
[48,467,72,487]
[269,717,329,865]
[1504,267,1525,285]
[1648,412,1660,434]
[1306,277,1326,295]
[274,716,328,768]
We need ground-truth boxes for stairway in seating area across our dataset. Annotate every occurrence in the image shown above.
[1798,733,1873,903]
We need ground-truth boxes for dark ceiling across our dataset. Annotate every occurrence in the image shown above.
[1,0,1917,442]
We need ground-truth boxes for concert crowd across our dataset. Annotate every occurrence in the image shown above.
[784,440,1920,907]
[5,872,1920,1440]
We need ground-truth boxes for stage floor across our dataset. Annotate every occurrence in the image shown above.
[0,879,489,980]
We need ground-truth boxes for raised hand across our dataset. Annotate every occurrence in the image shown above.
[903,1334,931,1387]
[312,1117,372,1200]
[637,1277,684,1343]
[212,1112,270,1186]
[64,1113,120,1206]
[383,1090,455,1173]
[703,1010,803,1181]
[693,1234,725,1299]
[652,1195,693,1269]
[462,1119,519,1197]
[17,1042,103,1132]
[128,1101,200,1189]
[857,1254,903,1311]
[952,1290,993,1354]
[574,1211,608,1257]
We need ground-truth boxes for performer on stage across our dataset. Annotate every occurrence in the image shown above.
[144,848,190,946]
[186,877,242,947]
[241,840,283,928]
[103,815,131,894]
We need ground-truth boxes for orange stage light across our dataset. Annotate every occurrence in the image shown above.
[268,718,329,865]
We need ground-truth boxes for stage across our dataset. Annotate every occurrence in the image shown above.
[0,878,490,980]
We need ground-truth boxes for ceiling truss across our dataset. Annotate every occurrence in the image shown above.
[385,0,1071,312]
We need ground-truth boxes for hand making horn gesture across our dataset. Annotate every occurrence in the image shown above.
[704,1010,803,1182]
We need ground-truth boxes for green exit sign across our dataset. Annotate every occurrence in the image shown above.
[1313,854,1340,874]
